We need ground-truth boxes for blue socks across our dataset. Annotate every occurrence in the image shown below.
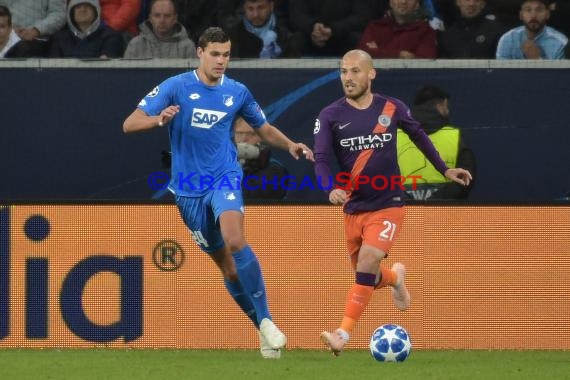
[224,278,258,328]
[231,245,271,325]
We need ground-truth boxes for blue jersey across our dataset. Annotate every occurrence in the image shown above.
[138,70,267,196]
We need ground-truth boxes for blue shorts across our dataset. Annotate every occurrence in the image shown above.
[175,187,244,254]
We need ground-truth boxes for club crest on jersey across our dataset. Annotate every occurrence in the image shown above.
[191,108,227,129]
[378,115,391,127]
[146,86,159,97]
[223,95,234,107]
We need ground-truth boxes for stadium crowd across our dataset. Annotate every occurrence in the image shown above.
[0,0,568,59]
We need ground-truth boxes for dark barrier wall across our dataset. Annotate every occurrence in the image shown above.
[1,64,569,201]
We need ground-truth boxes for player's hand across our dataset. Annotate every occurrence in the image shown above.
[289,143,314,161]
[158,105,180,126]
[329,188,347,205]
[445,168,472,187]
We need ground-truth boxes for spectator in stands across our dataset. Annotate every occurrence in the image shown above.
[369,0,389,20]
[0,0,66,57]
[49,0,124,58]
[548,1,570,38]
[180,0,217,43]
[438,0,506,58]
[124,0,196,58]
[0,5,20,58]
[288,0,372,57]
[434,0,495,27]
[234,117,289,200]
[217,0,288,31]
[481,0,570,36]
[100,0,141,40]
[397,84,476,200]
[496,0,567,59]
[357,0,437,59]
[227,0,301,58]
[492,0,530,30]
[423,0,445,31]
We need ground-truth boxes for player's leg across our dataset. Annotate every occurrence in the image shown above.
[368,207,409,311]
[321,213,370,356]
[175,194,258,326]
[211,186,286,352]
[321,244,382,355]
[218,209,286,350]
[210,248,280,358]
[321,208,409,356]
[176,192,282,357]
[218,210,269,318]
[209,246,258,327]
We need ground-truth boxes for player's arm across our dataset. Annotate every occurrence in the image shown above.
[398,102,472,187]
[313,116,346,205]
[123,106,180,133]
[255,123,314,161]
[407,126,472,187]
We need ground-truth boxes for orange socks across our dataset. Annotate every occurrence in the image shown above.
[337,267,397,335]
[375,266,398,289]
[339,284,374,334]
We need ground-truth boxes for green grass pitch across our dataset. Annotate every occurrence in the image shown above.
[0,349,569,380]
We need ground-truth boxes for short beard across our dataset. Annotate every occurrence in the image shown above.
[525,21,544,33]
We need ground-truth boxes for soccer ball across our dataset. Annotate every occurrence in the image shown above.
[369,324,412,362]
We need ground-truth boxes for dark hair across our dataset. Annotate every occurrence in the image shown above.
[413,84,450,106]
[150,0,178,15]
[522,0,551,7]
[197,27,230,49]
[0,5,12,25]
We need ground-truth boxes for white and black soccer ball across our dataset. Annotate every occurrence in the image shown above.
[369,324,412,362]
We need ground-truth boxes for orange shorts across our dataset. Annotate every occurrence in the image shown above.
[344,207,405,268]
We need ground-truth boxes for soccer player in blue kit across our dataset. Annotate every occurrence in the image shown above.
[314,49,472,356]
[123,27,314,359]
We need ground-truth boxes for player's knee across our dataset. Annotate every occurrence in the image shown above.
[357,245,386,270]
[224,235,247,253]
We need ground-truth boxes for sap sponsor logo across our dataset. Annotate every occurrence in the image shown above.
[340,134,393,151]
[191,108,227,129]
[146,86,159,98]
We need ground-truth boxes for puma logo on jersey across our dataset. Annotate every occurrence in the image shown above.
[191,108,227,129]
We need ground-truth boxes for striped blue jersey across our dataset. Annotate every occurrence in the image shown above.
[138,70,267,196]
